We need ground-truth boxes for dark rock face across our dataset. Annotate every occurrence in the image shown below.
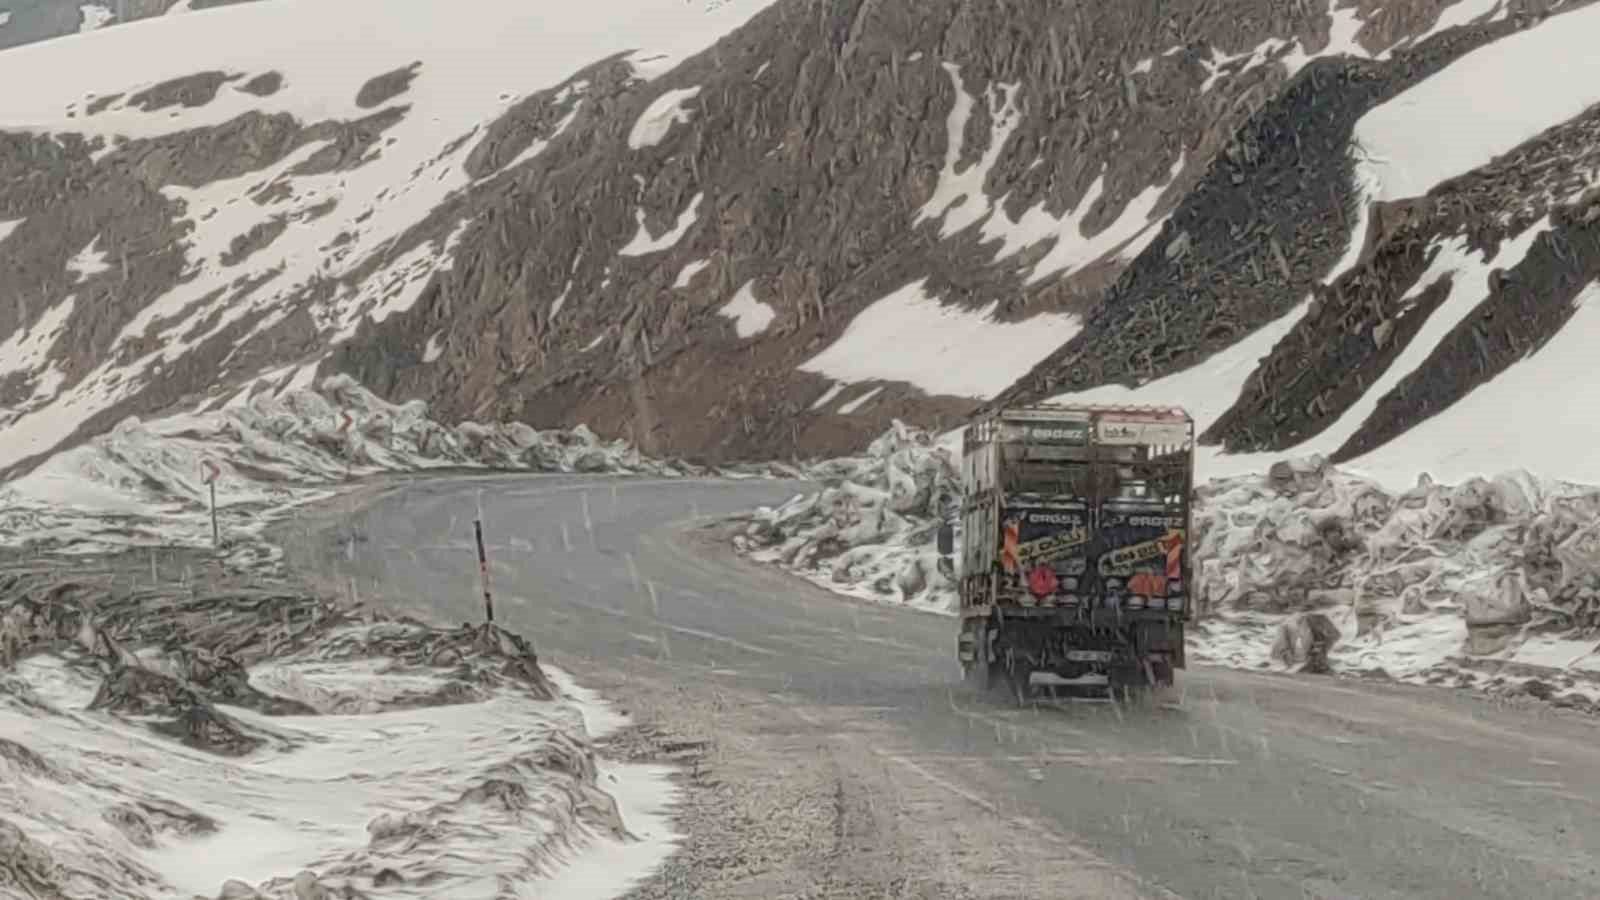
[0,817,66,897]
[238,71,285,97]
[993,16,1528,411]
[1203,97,1600,458]
[127,70,237,111]
[355,62,422,109]
[102,798,220,849]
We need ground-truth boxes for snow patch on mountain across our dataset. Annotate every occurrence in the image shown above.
[65,234,111,282]
[811,382,847,411]
[915,63,1022,239]
[0,295,77,386]
[981,152,1185,284]
[837,385,883,415]
[628,86,702,149]
[718,279,776,338]
[799,279,1080,399]
[674,258,710,288]
[1359,2,1600,202]
[621,191,704,256]
[1048,7,1600,488]
[1353,279,1600,489]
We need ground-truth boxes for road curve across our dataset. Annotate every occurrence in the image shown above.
[290,474,1600,900]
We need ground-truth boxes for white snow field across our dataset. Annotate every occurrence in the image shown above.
[798,279,1081,398]
[0,0,778,474]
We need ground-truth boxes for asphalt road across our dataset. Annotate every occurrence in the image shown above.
[295,473,1600,900]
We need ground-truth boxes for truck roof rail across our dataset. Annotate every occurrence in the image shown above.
[995,402,1193,420]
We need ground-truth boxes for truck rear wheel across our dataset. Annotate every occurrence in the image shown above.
[960,622,1006,696]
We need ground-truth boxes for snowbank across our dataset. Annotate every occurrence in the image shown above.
[0,374,687,555]
[732,421,962,614]
[0,375,699,898]
[0,564,671,898]
[731,423,1600,709]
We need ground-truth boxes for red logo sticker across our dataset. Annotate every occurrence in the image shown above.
[1028,565,1059,597]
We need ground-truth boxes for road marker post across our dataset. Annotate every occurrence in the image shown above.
[201,460,221,551]
[474,519,495,623]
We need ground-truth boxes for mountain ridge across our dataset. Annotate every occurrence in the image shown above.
[1,0,1597,485]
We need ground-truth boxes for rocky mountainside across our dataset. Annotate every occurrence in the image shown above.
[1,0,1598,480]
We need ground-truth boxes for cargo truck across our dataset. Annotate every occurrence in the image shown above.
[937,404,1195,700]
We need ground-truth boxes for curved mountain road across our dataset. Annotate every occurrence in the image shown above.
[287,474,1600,900]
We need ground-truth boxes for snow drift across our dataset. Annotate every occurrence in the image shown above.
[0,561,674,899]
[0,375,690,898]
[0,373,690,556]
[731,422,1600,709]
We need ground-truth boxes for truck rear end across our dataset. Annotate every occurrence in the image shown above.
[952,404,1194,698]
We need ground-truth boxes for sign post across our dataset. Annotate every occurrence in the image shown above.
[201,460,221,551]
[474,519,495,623]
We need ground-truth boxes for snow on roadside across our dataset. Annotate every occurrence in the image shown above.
[0,375,709,897]
[730,421,961,616]
[78,3,114,33]
[0,565,673,899]
[729,422,1600,711]
[0,373,685,556]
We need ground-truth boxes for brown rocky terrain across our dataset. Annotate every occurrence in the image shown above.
[1,0,1597,477]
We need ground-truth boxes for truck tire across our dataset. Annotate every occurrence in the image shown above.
[961,623,1004,695]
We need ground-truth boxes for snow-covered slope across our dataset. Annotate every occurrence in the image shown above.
[0,0,775,476]
[7,0,1590,478]
[1003,0,1600,487]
